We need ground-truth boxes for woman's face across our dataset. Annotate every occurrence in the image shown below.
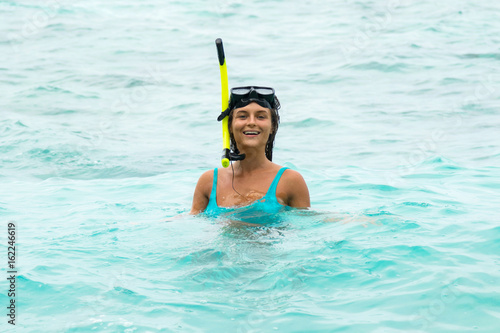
[230,102,273,151]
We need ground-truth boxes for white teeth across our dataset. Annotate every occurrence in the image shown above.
[244,131,259,135]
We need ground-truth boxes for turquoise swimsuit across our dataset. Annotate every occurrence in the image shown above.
[203,167,290,223]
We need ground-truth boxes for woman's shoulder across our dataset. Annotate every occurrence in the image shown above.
[280,167,306,183]
[200,168,215,178]
[196,169,215,190]
[278,167,310,208]
[273,164,308,189]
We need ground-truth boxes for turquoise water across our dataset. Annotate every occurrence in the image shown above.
[1,0,500,331]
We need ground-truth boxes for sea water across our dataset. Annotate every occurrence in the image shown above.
[1,0,499,332]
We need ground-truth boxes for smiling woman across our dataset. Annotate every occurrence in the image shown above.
[190,86,310,218]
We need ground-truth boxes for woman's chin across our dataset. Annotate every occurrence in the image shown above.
[238,142,263,151]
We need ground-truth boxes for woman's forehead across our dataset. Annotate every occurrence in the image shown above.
[233,102,271,114]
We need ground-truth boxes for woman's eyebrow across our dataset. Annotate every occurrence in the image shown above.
[235,109,269,115]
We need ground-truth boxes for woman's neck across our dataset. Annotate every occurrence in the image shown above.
[232,150,271,174]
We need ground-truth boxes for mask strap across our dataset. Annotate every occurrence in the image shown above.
[217,107,231,121]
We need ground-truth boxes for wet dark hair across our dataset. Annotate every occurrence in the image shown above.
[228,98,280,161]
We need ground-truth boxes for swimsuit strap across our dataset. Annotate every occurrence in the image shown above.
[204,168,222,215]
[265,167,289,199]
[210,168,218,201]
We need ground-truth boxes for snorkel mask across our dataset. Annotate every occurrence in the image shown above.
[217,86,280,121]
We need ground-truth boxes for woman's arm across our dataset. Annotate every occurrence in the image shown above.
[189,170,213,215]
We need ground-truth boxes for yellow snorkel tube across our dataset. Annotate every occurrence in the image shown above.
[215,38,246,166]
[215,38,231,168]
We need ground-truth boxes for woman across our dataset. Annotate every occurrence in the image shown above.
[190,86,310,217]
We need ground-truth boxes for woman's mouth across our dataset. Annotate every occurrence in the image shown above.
[243,131,260,136]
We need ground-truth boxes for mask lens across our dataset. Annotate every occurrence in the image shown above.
[231,88,252,95]
[254,87,274,95]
